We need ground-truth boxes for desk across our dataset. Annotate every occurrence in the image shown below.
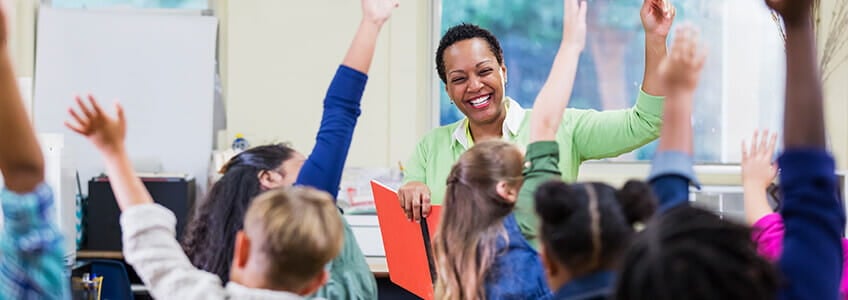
[78,250,391,277]
[77,250,124,260]
[366,256,389,278]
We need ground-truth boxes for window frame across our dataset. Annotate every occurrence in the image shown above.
[431,0,785,164]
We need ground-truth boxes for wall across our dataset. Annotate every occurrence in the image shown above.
[221,0,433,168]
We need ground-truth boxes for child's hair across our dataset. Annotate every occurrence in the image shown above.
[433,140,524,300]
[242,186,344,291]
[182,144,296,282]
[615,205,780,300]
[534,180,656,276]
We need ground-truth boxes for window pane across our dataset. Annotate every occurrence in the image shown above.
[438,0,784,162]
[50,0,208,9]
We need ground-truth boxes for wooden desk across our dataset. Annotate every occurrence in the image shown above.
[366,256,389,278]
[78,250,390,278]
[77,250,124,260]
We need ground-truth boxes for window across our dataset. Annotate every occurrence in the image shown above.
[47,0,209,9]
[438,0,784,162]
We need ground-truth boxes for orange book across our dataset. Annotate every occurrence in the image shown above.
[371,180,441,300]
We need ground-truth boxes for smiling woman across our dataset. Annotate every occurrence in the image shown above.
[399,0,675,225]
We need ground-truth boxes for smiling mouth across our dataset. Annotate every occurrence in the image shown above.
[467,94,491,109]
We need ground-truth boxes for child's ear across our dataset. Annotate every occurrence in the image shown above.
[496,180,518,203]
[298,270,330,296]
[234,231,251,268]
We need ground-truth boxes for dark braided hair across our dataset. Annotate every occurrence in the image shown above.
[615,205,780,300]
[534,180,656,277]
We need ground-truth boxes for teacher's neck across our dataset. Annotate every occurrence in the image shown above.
[469,113,507,143]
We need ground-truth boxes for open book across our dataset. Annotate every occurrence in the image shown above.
[371,180,442,300]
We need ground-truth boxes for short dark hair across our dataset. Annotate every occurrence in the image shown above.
[435,23,504,83]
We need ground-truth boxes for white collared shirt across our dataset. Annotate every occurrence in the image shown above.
[451,97,527,150]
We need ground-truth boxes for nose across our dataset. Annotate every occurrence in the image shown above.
[467,76,484,92]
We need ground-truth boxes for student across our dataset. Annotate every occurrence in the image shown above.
[615,24,781,300]
[431,1,586,298]
[179,0,398,298]
[616,2,845,297]
[0,5,69,299]
[399,0,676,222]
[741,130,848,299]
[65,95,345,299]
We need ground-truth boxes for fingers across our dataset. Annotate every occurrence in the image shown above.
[68,107,88,129]
[411,194,422,222]
[75,95,95,119]
[421,192,432,218]
[578,0,588,23]
[399,192,412,220]
[64,120,86,135]
[741,140,749,161]
[87,94,105,117]
[758,129,770,155]
[767,131,778,154]
[115,102,126,127]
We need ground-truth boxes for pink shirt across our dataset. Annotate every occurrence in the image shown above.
[753,213,848,299]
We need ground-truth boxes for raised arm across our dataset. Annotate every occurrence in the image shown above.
[517,0,586,248]
[741,130,778,225]
[646,25,706,212]
[529,0,586,142]
[65,96,152,210]
[767,1,844,299]
[294,0,398,198]
[0,6,68,299]
[0,13,42,193]
[640,0,674,96]
[66,96,227,299]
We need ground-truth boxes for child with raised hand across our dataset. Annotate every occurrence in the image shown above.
[766,0,845,298]
[67,94,345,299]
[0,3,69,299]
[180,1,398,298]
[615,25,782,300]
[741,130,848,299]
[517,2,659,298]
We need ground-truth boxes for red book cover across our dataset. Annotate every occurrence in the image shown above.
[371,180,441,300]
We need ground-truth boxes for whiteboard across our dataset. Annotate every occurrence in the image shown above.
[33,8,218,195]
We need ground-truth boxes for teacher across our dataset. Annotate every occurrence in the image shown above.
[399,0,676,221]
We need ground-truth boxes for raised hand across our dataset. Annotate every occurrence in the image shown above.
[361,0,399,26]
[64,95,127,156]
[562,0,588,50]
[641,0,675,37]
[741,130,779,190]
[765,0,814,25]
[657,25,706,95]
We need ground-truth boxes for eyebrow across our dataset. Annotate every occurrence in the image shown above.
[448,59,493,76]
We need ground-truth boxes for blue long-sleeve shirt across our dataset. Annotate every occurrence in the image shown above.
[295,65,365,199]
[293,65,377,300]
[648,150,845,300]
[777,149,844,300]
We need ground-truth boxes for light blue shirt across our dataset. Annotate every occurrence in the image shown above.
[0,183,69,300]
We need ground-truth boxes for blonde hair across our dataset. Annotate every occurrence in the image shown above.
[243,186,344,290]
[433,140,524,300]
